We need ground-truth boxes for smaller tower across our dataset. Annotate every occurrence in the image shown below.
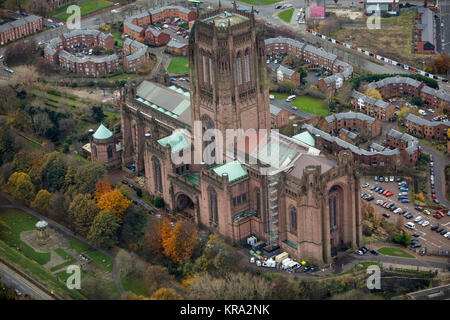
[90,124,122,168]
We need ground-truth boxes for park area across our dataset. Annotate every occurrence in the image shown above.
[278,8,294,23]
[48,0,114,21]
[168,57,189,75]
[272,93,328,116]
[328,11,430,70]
[378,247,416,259]
[0,207,119,299]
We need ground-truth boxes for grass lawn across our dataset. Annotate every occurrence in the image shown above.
[271,93,328,116]
[50,248,77,272]
[167,57,189,75]
[112,32,123,48]
[378,247,415,259]
[328,11,430,70]
[260,0,283,4]
[121,274,150,297]
[0,240,86,299]
[86,250,113,272]
[237,0,260,5]
[278,8,294,23]
[51,0,113,20]
[0,209,51,265]
[70,238,91,253]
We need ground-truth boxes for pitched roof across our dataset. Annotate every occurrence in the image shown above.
[292,131,315,147]
[277,65,295,77]
[351,90,390,109]
[93,124,113,140]
[325,111,376,124]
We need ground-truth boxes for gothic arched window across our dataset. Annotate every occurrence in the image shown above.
[244,50,250,83]
[236,53,243,85]
[255,188,261,215]
[153,157,162,193]
[209,187,218,224]
[289,206,297,233]
[107,146,113,159]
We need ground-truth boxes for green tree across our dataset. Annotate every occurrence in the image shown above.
[410,96,424,107]
[69,194,99,236]
[87,210,120,248]
[73,163,107,194]
[40,151,68,191]
[12,151,33,173]
[7,172,35,204]
[394,231,411,247]
[31,189,51,213]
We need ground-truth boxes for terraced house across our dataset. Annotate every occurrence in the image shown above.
[264,37,353,93]
[320,111,381,138]
[351,90,395,121]
[405,113,450,141]
[123,38,152,72]
[0,15,43,45]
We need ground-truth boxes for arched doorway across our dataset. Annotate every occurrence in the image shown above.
[328,185,344,257]
[176,193,195,221]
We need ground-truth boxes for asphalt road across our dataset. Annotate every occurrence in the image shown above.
[439,0,450,55]
[0,261,54,300]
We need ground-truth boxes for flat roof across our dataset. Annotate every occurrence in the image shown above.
[201,11,248,28]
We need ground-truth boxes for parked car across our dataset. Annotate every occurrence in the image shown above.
[355,250,364,255]
[379,177,384,182]
[389,176,394,182]
[374,176,378,181]
[401,199,410,203]
[415,206,424,212]
[362,183,369,188]
[405,222,415,230]
[412,233,420,237]
[382,212,390,218]
[411,242,421,248]
[405,213,413,219]
[370,249,379,255]
[423,209,430,215]
[431,225,439,231]
[414,216,423,223]
[440,229,448,235]
[422,221,430,227]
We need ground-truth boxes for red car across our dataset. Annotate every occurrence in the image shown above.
[382,213,390,218]
[383,190,389,196]
[436,211,445,217]
[383,202,390,208]
[432,194,437,199]
[385,191,394,197]
[433,213,442,219]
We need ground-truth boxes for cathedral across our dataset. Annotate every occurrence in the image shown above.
[93,5,362,264]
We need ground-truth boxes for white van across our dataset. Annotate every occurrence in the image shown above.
[286,95,296,102]
[405,222,415,230]
[418,109,427,116]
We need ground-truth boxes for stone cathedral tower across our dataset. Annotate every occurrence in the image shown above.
[188,5,271,157]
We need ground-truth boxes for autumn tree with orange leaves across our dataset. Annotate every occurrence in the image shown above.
[96,189,132,220]
[433,54,450,74]
[162,221,198,264]
[94,179,112,202]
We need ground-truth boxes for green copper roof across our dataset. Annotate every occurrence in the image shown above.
[292,131,315,147]
[157,131,190,153]
[93,124,113,140]
[213,160,248,183]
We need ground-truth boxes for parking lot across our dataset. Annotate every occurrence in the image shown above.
[360,176,450,254]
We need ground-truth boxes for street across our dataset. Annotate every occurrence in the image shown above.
[0,260,55,300]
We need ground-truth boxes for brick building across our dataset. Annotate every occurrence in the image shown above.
[366,76,449,110]
[114,7,362,264]
[165,39,188,56]
[46,0,72,10]
[264,37,353,94]
[123,38,151,72]
[351,90,395,121]
[44,29,120,76]
[276,65,301,86]
[320,111,381,138]
[270,104,292,128]
[385,128,420,165]
[405,113,450,141]
[0,15,43,45]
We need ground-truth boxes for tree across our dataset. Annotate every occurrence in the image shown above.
[31,189,51,213]
[4,39,36,65]
[433,53,450,74]
[87,210,120,248]
[365,88,382,100]
[73,163,107,194]
[91,106,105,123]
[12,151,32,173]
[7,172,35,204]
[397,106,418,121]
[410,96,424,107]
[40,152,68,192]
[96,189,132,220]
[69,194,99,236]
[394,231,411,247]
[151,288,183,300]
[188,273,273,300]
[416,192,425,202]
[29,0,49,16]
[162,221,198,264]
[94,179,112,202]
